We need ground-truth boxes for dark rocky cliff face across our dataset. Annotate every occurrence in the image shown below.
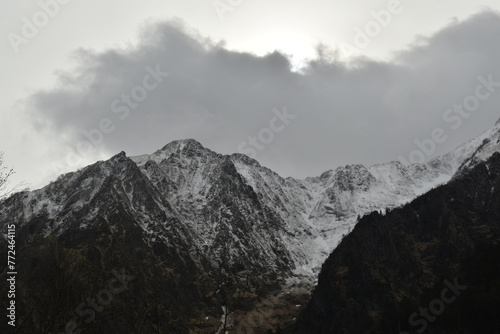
[291,152,500,334]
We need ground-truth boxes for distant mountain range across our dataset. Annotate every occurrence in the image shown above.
[1,119,499,333]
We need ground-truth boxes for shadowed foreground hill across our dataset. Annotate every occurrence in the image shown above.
[291,152,500,334]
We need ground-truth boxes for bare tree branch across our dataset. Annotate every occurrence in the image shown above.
[0,151,29,200]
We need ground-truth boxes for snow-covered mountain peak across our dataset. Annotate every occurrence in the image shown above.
[159,138,206,152]
[229,153,261,168]
[110,150,128,161]
[331,164,375,191]
[434,120,500,174]
[130,138,219,167]
[318,170,334,182]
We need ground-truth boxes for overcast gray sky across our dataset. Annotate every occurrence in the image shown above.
[2,0,500,190]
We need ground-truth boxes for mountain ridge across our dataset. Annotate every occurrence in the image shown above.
[4,120,500,280]
[1,119,499,333]
[290,151,500,333]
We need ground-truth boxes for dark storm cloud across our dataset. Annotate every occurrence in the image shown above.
[25,11,500,178]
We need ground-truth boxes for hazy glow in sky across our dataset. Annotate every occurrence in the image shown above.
[1,0,500,190]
